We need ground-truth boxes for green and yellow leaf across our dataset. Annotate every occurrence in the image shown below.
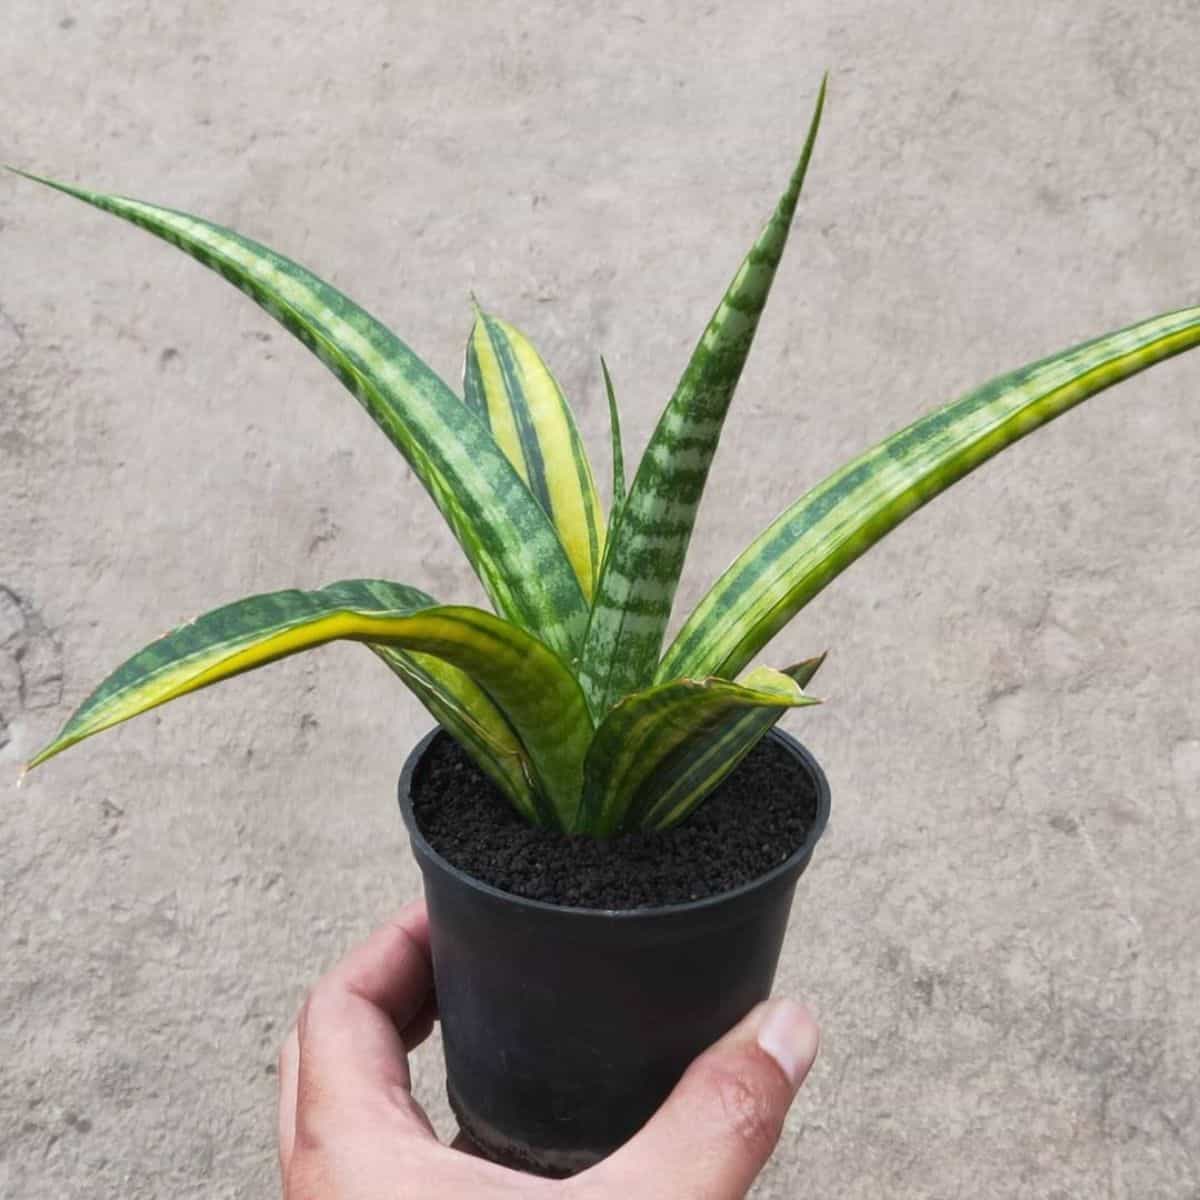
[27,580,593,828]
[464,306,605,598]
[370,646,544,823]
[578,77,827,715]
[631,659,824,832]
[9,171,588,658]
[601,355,626,512]
[661,305,1200,683]
[579,663,821,835]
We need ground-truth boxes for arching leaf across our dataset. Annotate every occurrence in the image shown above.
[10,171,588,657]
[662,305,1200,682]
[27,580,592,827]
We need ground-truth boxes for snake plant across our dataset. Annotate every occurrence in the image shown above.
[16,80,1200,834]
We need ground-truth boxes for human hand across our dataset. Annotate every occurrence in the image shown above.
[278,903,819,1199]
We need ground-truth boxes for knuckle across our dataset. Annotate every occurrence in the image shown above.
[695,1059,784,1158]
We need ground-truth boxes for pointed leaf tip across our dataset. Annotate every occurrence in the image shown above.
[786,651,828,692]
[600,355,625,508]
[579,77,828,714]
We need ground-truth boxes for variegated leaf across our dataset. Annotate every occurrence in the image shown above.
[632,659,824,832]
[27,580,593,828]
[464,306,605,598]
[661,305,1200,682]
[370,646,545,824]
[601,355,626,512]
[10,171,587,658]
[579,664,820,835]
[578,78,827,715]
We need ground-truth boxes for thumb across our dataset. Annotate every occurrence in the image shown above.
[588,999,819,1200]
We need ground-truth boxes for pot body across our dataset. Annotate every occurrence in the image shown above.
[398,727,831,1177]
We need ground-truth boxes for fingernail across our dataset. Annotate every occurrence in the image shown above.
[756,998,819,1088]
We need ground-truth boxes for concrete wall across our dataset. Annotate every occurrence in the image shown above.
[3,3,1198,1196]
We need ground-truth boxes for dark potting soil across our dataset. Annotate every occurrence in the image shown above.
[411,731,818,910]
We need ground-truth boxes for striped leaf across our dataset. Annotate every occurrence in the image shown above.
[781,651,826,691]
[579,664,820,835]
[370,646,544,824]
[661,305,1200,683]
[11,171,587,658]
[578,78,827,714]
[632,659,823,832]
[464,306,605,598]
[26,580,593,828]
[601,356,626,511]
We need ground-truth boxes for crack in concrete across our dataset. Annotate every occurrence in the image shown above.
[0,585,64,728]
[0,303,25,367]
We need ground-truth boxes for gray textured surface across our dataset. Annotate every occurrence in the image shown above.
[2,3,1199,1197]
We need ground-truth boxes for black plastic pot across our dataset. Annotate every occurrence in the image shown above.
[398,726,831,1177]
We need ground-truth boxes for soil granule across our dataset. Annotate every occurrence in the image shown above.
[410,731,819,910]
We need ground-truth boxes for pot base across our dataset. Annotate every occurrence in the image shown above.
[448,1081,600,1178]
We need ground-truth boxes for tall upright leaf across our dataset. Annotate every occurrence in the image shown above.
[660,305,1200,682]
[463,306,606,598]
[601,356,626,511]
[10,171,588,658]
[578,78,827,714]
[26,579,593,828]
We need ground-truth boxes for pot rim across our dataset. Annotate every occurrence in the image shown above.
[398,725,832,922]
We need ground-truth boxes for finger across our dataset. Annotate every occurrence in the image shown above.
[327,900,431,1024]
[295,903,437,1142]
[403,991,439,1052]
[277,1023,299,1180]
[588,998,819,1200]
